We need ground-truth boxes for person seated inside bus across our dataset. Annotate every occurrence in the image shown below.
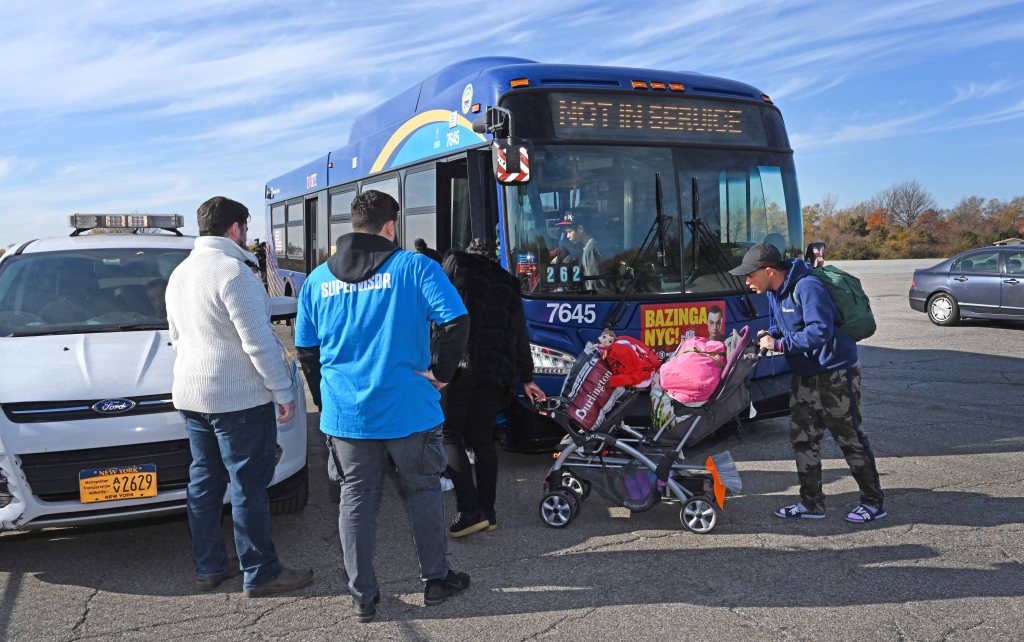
[556,208,606,290]
[549,226,582,265]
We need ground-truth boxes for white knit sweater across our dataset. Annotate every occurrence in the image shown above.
[166,236,295,413]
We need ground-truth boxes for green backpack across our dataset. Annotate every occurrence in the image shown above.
[806,265,876,342]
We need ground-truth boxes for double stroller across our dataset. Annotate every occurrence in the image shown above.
[538,326,761,533]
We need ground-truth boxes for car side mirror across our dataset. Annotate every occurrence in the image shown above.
[270,296,297,322]
[805,242,826,267]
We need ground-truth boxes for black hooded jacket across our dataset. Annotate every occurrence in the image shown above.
[442,250,533,392]
[295,232,469,410]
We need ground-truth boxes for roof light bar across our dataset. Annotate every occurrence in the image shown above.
[70,213,184,231]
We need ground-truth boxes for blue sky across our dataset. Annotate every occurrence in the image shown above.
[1,0,1022,245]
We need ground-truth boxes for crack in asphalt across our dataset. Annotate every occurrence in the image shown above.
[67,586,99,640]
[522,606,597,641]
[940,618,985,641]
[73,608,244,641]
[727,606,797,639]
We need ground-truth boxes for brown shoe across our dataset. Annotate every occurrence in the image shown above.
[195,568,240,592]
[243,567,314,598]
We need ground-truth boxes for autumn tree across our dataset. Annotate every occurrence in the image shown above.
[879,180,936,228]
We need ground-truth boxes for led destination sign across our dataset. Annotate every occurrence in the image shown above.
[549,93,772,146]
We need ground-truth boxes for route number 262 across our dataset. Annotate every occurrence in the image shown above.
[545,303,597,324]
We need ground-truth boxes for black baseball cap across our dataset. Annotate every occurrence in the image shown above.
[728,243,784,276]
[556,208,597,229]
[197,196,251,236]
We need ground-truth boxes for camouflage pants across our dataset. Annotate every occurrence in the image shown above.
[789,365,883,513]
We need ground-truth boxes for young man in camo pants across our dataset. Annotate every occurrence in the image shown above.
[730,243,886,524]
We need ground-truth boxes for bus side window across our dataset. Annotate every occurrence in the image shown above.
[286,202,304,259]
[271,204,286,258]
[404,168,437,250]
[451,177,471,251]
[329,189,356,256]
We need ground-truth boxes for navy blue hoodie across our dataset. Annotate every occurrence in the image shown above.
[768,258,858,376]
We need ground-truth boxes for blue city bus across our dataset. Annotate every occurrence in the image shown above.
[265,57,801,449]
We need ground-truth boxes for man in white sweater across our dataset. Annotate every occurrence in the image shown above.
[166,196,313,597]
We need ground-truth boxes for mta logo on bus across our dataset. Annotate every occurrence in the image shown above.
[306,173,317,189]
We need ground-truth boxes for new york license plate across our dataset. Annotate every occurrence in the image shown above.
[79,464,158,503]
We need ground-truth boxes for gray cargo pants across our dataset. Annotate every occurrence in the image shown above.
[328,425,450,604]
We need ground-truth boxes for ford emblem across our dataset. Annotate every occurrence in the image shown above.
[92,398,137,414]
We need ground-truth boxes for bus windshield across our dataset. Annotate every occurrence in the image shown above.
[504,144,802,297]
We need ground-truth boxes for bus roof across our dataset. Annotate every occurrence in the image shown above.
[265,58,769,203]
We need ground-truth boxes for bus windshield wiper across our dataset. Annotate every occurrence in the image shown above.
[604,173,672,329]
[684,177,757,318]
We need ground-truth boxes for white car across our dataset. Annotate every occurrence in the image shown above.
[0,215,308,532]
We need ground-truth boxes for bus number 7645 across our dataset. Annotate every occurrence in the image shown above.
[545,303,597,324]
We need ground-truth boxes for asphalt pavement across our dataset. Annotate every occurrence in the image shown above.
[1,258,1022,641]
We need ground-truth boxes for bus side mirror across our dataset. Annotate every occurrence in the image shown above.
[805,242,826,267]
[473,106,511,137]
[491,138,533,185]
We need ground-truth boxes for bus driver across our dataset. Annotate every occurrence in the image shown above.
[556,209,604,289]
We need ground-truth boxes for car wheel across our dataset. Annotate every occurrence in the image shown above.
[927,293,959,326]
[269,467,309,514]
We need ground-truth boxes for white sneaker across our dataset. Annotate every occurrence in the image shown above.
[440,477,455,492]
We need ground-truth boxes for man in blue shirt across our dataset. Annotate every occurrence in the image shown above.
[730,243,885,524]
[295,190,471,623]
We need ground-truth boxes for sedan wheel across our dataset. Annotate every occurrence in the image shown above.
[928,293,959,326]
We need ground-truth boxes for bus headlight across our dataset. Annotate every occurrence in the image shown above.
[530,344,576,376]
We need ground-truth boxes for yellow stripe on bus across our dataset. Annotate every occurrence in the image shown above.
[369,110,486,173]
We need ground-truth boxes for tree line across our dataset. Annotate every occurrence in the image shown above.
[803,181,1024,260]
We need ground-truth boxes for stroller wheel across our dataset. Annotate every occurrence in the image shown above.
[560,472,590,500]
[539,490,579,528]
[680,496,718,534]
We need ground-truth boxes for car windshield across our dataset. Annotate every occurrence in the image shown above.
[503,145,803,296]
[0,247,189,337]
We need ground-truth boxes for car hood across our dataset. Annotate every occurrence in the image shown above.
[0,331,174,402]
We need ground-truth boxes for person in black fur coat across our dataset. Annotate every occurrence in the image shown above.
[440,238,545,537]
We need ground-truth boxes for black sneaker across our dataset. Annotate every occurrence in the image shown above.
[448,511,489,538]
[484,509,497,532]
[424,570,470,606]
[353,591,380,623]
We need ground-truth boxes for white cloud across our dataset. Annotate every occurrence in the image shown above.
[952,80,1019,103]
[791,109,942,150]
[1,0,1023,244]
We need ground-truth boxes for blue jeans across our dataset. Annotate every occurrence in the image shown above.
[181,403,283,590]
[329,425,450,604]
